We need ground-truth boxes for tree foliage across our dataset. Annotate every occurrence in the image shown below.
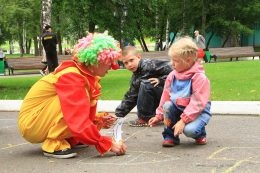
[0,0,259,54]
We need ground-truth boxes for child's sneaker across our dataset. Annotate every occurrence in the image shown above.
[195,136,207,145]
[43,148,77,159]
[162,139,175,147]
[129,118,148,127]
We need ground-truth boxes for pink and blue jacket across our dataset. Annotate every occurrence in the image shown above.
[155,61,211,124]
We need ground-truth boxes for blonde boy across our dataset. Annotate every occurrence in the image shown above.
[115,46,172,126]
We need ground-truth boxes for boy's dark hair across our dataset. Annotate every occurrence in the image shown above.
[44,25,52,30]
[42,28,46,33]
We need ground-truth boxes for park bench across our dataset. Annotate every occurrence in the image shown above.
[4,51,171,75]
[6,56,45,75]
[6,55,71,75]
[142,51,169,60]
[8,46,258,74]
[209,46,260,62]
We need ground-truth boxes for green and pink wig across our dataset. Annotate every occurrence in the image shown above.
[72,33,121,70]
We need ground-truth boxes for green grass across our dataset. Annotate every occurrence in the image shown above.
[205,61,260,101]
[254,46,260,52]
[0,61,260,100]
[0,76,41,100]
[6,54,34,58]
[0,70,132,100]
[100,69,132,100]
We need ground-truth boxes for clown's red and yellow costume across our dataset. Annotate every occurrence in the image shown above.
[18,33,123,158]
[18,60,113,154]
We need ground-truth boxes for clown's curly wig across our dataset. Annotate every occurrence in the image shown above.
[72,33,121,66]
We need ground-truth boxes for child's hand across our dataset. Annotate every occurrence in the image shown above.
[148,78,160,87]
[172,119,185,136]
[148,116,161,127]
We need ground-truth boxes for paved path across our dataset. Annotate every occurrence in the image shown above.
[1,100,260,115]
[1,111,260,173]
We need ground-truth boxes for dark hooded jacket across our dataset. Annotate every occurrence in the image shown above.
[42,31,58,54]
[115,58,172,117]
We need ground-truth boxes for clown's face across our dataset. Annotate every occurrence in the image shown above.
[90,62,111,77]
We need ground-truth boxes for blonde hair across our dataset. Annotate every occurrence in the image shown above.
[122,46,139,57]
[168,36,198,63]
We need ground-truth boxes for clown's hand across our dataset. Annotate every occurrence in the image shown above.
[110,140,127,156]
[102,113,118,129]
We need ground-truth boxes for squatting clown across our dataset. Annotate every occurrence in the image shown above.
[18,33,127,159]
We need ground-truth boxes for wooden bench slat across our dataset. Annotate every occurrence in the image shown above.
[209,46,260,62]
[5,46,259,75]
[6,55,72,75]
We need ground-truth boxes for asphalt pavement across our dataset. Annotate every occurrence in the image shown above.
[1,71,260,172]
[1,110,260,173]
[1,52,260,172]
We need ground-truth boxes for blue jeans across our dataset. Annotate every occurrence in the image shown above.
[137,80,163,121]
[162,101,211,144]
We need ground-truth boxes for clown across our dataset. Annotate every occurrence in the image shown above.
[18,33,127,159]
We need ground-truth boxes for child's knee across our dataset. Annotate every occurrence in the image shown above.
[163,101,173,112]
[163,101,173,119]
[183,125,198,138]
[140,80,153,89]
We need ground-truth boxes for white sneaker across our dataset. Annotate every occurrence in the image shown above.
[39,70,45,76]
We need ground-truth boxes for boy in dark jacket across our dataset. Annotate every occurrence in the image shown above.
[115,46,172,126]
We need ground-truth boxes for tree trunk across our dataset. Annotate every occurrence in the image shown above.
[159,36,163,51]
[25,39,31,54]
[137,37,145,51]
[41,0,52,56]
[182,0,187,34]
[41,0,52,28]
[159,24,165,51]
[201,0,207,38]
[34,36,39,56]
[165,18,169,50]
[39,0,52,55]
[18,33,24,56]
[9,40,14,54]
[155,0,160,51]
[140,36,148,52]
[201,0,206,37]
[57,30,62,55]
[55,14,62,55]
[89,21,95,33]
[136,22,148,52]
[222,35,230,47]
